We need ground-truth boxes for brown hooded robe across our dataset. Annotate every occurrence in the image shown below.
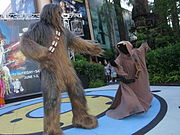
[106,41,153,119]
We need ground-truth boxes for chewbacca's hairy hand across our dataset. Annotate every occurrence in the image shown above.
[70,37,104,56]
[20,37,50,62]
[91,43,104,56]
[39,52,56,69]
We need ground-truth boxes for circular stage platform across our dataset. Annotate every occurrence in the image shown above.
[0,88,168,135]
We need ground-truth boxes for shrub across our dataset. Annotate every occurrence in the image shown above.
[89,79,106,88]
[147,42,180,84]
[102,48,117,60]
[73,54,106,88]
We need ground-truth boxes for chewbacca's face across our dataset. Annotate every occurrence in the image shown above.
[40,4,63,28]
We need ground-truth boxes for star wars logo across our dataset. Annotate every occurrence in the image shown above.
[62,13,84,37]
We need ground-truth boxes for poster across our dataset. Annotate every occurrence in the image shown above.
[11,0,36,14]
[0,19,40,100]
[52,0,90,38]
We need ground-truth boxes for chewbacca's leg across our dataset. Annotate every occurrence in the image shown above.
[41,68,62,135]
[66,74,98,129]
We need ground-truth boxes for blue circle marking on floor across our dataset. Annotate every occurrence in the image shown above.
[26,102,72,118]
[0,89,167,135]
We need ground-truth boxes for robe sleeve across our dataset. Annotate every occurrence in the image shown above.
[137,42,150,56]
[114,56,128,77]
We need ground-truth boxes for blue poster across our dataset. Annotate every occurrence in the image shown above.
[52,0,91,39]
[0,19,41,100]
[11,0,36,14]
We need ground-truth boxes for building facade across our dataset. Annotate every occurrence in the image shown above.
[0,0,133,100]
[1,0,133,49]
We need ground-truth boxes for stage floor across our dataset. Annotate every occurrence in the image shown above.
[0,85,179,135]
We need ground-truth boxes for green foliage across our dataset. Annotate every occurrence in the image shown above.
[89,79,106,88]
[134,26,177,49]
[74,53,87,61]
[149,71,180,84]
[73,54,106,88]
[102,48,117,60]
[147,42,180,84]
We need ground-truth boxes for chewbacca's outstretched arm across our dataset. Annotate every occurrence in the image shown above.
[72,38,103,56]
[20,34,49,62]
[66,30,103,56]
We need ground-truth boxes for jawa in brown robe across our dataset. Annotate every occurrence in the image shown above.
[106,41,153,119]
[20,4,103,135]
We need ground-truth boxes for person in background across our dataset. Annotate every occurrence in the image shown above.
[106,41,153,119]
[0,66,5,108]
[104,61,111,83]
[110,65,117,83]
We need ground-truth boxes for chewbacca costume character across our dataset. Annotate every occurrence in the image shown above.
[106,41,153,119]
[20,4,102,135]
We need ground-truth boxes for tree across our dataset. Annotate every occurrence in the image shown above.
[153,0,179,42]
[113,0,128,40]
[170,0,180,38]
[100,0,117,48]
[132,0,150,27]
[154,0,169,28]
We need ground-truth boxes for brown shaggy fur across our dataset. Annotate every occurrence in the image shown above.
[20,4,102,135]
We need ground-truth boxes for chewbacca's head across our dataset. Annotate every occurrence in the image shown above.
[40,4,63,30]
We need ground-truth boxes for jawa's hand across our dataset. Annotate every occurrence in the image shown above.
[125,78,136,84]
[109,59,118,67]
[119,75,135,84]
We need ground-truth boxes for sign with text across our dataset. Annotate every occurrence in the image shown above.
[0,19,41,100]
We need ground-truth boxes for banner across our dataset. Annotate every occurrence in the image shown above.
[0,19,40,100]
[52,0,91,38]
[11,0,36,14]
